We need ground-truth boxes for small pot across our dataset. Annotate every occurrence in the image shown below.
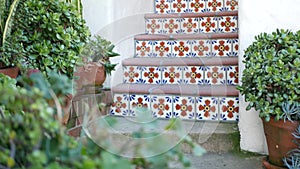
[74,62,106,90]
[262,117,299,167]
[0,66,19,78]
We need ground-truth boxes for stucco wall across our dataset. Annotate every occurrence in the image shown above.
[82,0,300,154]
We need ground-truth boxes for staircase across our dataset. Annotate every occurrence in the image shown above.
[110,0,239,122]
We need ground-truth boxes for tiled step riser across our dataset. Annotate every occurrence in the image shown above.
[146,16,238,34]
[110,94,239,121]
[136,39,238,57]
[123,65,238,85]
[155,0,238,14]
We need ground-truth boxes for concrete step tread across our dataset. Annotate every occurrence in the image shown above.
[146,11,238,19]
[135,32,238,40]
[112,84,239,96]
[123,57,238,66]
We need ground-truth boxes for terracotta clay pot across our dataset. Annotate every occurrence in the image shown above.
[0,66,19,78]
[74,62,106,90]
[262,117,299,167]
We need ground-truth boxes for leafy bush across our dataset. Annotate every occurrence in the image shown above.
[237,29,300,121]
[2,0,90,78]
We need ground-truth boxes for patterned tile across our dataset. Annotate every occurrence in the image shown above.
[146,18,162,34]
[153,40,172,57]
[129,95,151,116]
[189,0,206,13]
[123,66,141,83]
[224,0,238,11]
[205,66,226,85]
[171,0,189,13]
[196,97,219,121]
[232,39,239,56]
[152,95,173,119]
[110,94,130,116]
[135,40,152,57]
[181,18,199,34]
[142,67,161,84]
[218,16,238,33]
[162,66,183,84]
[183,66,204,84]
[219,97,239,122]
[162,18,181,34]
[155,0,172,14]
[200,17,218,33]
[191,39,211,57]
[211,39,231,57]
[207,0,223,12]
[172,40,191,57]
[173,96,195,120]
[226,66,239,85]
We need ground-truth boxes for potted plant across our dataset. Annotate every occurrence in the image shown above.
[237,29,300,168]
[74,35,119,90]
[284,123,300,169]
[2,0,90,79]
[0,0,21,78]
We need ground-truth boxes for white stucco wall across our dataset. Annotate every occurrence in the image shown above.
[82,0,300,154]
[239,0,300,154]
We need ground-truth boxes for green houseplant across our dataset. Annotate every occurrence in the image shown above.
[0,0,21,78]
[237,29,300,168]
[75,35,119,90]
[2,0,90,79]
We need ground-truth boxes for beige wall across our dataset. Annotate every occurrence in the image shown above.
[82,0,300,154]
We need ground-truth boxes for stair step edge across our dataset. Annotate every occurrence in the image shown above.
[145,11,238,19]
[122,57,238,66]
[135,33,238,40]
[112,84,239,96]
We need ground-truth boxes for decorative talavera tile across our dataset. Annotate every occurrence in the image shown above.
[232,39,239,56]
[142,67,161,84]
[152,95,173,119]
[189,0,206,13]
[170,0,189,13]
[123,66,141,83]
[146,18,163,34]
[155,0,171,14]
[162,66,183,84]
[207,0,223,12]
[211,39,231,57]
[153,40,172,57]
[129,95,151,116]
[181,18,199,34]
[196,97,219,121]
[183,66,204,84]
[226,66,239,85]
[135,41,152,57]
[219,97,239,122]
[218,16,238,33]
[205,66,226,85]
[224,0,238,11]
[172,40,191,57]
[173,96,195,120]
[162,18,181,34]
[191,39,211,57]
[110,94,130,116]
[200,17,218,33]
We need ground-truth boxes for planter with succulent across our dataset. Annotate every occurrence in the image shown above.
[2,0,90,79]
[0,0,21,78]
[237,29,300,168]
[74,35,119,90]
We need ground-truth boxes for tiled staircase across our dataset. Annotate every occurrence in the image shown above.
[110,0,239,122]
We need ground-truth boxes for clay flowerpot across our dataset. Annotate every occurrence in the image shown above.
[262,117,299,168]
[0,66,19,78]
[75,62,106,90]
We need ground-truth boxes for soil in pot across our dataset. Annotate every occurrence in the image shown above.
[262,117,299,167]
